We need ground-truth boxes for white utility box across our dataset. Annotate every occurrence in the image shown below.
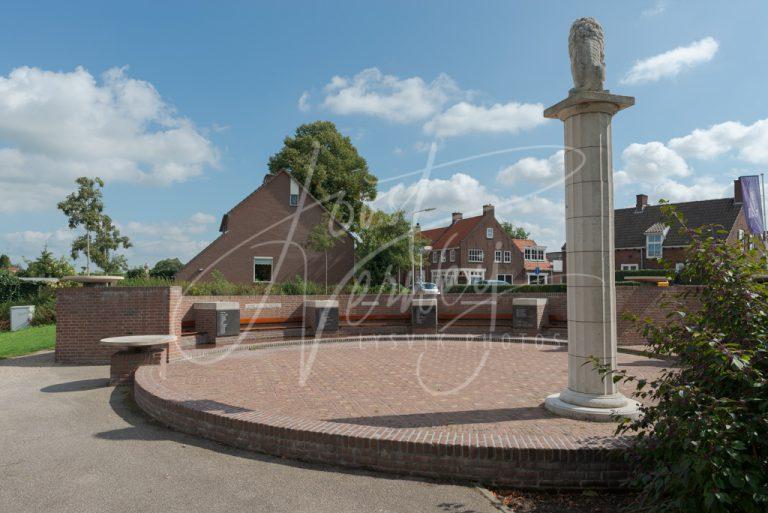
[10,305,35,331]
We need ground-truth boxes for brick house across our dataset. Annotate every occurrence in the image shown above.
[551,178,755,279]
[614,179,753,271]
[418,205,551,287]
[176,170,355,284]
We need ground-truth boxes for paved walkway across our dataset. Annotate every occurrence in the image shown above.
[0,351,498,513]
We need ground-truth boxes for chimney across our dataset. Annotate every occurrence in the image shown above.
[734,178,743,204]
[482,204,495,217]
[635,194,648,212]
[451,212,463,224]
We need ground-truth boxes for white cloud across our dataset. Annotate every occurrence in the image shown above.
[497,151,563,185]
[618,142,691,182]
[651,177,730,203]
[642,0,666,17]
[668,119,768,164]
[370,172,564,249]
[0,65,219,213]
[621,37,719,85]
[423,101,545,138]
[321,68,459,123]
[298,91,310,112]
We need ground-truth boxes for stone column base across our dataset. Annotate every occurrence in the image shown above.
[544,390,640,422]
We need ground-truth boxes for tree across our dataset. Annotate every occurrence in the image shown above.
[0,254,11,269]
[150,258,183,280]
[356,209,427,286]
[501,221,529,240]
[306,214,340,294]
[21,247,74,278]
[268,121,377,231]
[58,177,131,274]
[602,205,768,513]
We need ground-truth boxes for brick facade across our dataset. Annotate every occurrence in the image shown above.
[175,171,355,285]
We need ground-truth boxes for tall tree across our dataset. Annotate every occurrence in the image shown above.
[306,214,340,293]
[501,221,530,240]
[0,254,11,269]
[356,209,427,285]
[21,247,74,278]
[268,121,377,231]
[58,177,132,274]
[150,258,184,279]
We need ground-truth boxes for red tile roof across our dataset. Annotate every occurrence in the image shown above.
[419,215,484,250]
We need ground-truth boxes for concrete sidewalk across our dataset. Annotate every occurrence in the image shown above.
[0,352,497,513]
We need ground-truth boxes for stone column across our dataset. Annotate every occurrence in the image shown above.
[543,91,640,421]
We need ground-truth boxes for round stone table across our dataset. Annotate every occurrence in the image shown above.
[100,335,176,385]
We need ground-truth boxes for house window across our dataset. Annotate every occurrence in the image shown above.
[440,250,446,263]
[524,248,545,261]
[646,234,663,259]
[494,250,502,263]
[503,251,511,263]
[432,251,438,263]
[527,273,547,284]
[289,179,299,207]
[253,257,273,282]
[449,249,455,262]
[738,229,745,240]
[497,274,513,284]
[620,264,639,271]
[486,227,493,239]
[468,248,483,263]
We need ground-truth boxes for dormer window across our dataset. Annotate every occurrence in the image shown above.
[644,222,669,260]
[524,247,545,261]
[289,179,299,206]
[646,234,663,259]
[486,227,493,239]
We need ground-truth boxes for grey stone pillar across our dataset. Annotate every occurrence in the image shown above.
[305,300,339,335]
[542,18,640,422]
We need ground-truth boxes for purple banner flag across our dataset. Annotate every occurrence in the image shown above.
[740,175,764,235]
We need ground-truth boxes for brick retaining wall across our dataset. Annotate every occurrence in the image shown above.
[55,286,698,363]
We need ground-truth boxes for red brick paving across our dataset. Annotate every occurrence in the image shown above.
[135,338,666,487]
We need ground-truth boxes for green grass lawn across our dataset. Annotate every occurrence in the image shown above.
[0,325,56,359]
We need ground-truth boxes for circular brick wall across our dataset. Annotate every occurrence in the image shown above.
[134,337,663,488]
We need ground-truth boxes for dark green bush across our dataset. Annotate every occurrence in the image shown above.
[445,283,567,294]
[606,205,768,513]
[615,268,672,282]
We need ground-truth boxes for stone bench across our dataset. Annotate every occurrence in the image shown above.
[100,335,176,386]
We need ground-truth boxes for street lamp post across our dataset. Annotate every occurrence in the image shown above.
[409,207,436,290]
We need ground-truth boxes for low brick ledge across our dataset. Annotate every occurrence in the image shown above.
[134,361,635,489]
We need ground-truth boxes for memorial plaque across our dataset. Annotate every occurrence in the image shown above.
[411,299,437,329]
[305,300,340,333]
[513,305,536,329]
[217,309,240,337]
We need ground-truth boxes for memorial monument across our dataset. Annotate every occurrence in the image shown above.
[543,18,641,421]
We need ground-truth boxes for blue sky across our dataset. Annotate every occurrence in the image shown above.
[1,0,767,268]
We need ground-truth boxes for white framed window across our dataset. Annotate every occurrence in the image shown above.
[432,251,438,263]
[494,250,502,263]
[620,264,639,271]
[503,251,511,263]
[289,179,299,207]
[675,262,685,272]
[738,229,745,240]
[253,257,273,282]
[440,250,446,263]
[486,227,493,239]
[646,234,663,259]
[468,248,483,263]
[524,247,545,261]
[497,274,513,284]
[449,249,455,262]
[527,273,547,284]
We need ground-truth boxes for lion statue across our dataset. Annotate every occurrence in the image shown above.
[568,17,606,93]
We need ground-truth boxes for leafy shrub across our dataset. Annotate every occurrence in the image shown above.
[606,205,768,513]
[445,283,567,293]
[0,270,41,302]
